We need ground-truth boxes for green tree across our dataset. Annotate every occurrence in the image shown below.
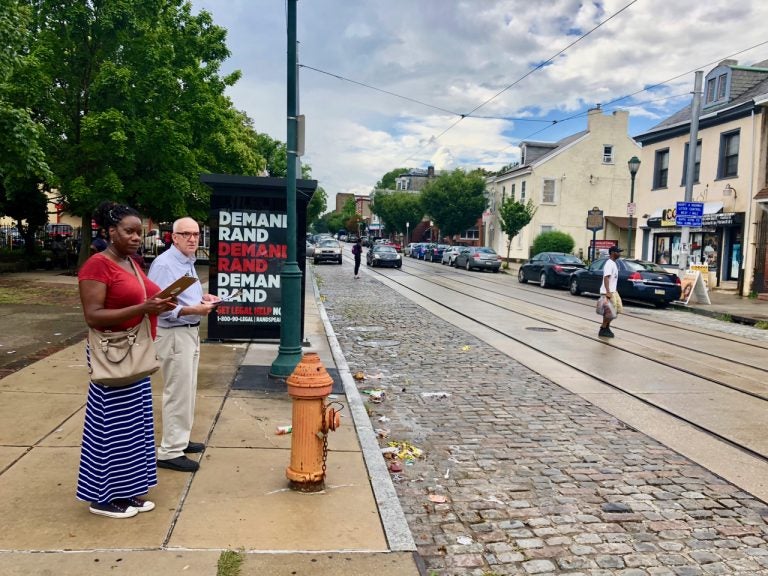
[498,198,536,266]
[420,169,486,238]
[371,191,424,236]
[306,185,326,229]
[18,0,265,265]
[0,1,51,248]
[532,230,575,255]
[375,167,409,190]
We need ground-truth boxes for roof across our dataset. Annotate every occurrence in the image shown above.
[636,60,768,142]
[500,130,588,176]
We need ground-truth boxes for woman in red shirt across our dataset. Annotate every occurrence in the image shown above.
[77,201,175,519]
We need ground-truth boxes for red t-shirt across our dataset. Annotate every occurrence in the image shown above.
[79,253,162,338]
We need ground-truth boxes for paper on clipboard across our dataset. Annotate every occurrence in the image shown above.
[155,276,198,300]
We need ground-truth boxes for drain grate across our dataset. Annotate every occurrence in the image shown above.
[525,327,556,332]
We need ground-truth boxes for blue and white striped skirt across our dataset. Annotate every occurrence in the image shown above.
[76,376,157,504]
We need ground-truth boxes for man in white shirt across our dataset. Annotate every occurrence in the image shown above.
[599,245,622,338]
[148,218,220,472]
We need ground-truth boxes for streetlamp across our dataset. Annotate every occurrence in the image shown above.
[627,156,641,258]
[406,221,410,244]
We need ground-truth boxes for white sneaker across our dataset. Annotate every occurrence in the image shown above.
[89,501,139,519]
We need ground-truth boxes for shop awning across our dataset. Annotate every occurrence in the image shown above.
[648,201,723,219]
[755,187,768,201]
[604,216,636,229]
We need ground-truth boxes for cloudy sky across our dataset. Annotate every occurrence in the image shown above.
[191,0,768,207]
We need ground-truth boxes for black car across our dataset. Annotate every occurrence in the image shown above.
[366,245,402,268]
[569,258,682,308]
[518,252,585,288]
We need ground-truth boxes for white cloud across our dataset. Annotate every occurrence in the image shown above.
[192,0,768,209]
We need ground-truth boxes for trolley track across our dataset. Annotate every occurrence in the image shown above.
[336,249,768,464]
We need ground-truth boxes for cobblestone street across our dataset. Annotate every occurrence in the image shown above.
[317,265,768,576]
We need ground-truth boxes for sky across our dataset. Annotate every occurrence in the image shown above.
[190,0,768,208]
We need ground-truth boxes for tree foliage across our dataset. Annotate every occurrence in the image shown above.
[419,169,486,238]
[324,197,358,234]
[498,198,536,264]
[532,230,575,256]
[375,167,409,190]
[371,191,424,236]
[306,185,326,229]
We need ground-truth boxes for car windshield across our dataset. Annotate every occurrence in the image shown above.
[319,239,339,248]
[552,254,582,264]
[477,248,496,255]
[624,259,667,273]
[374,246,397,253]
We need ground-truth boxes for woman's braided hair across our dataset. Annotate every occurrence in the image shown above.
[93,201,140,230]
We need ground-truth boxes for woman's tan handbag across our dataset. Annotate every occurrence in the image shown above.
[86,257,159,387]
[88,316,159,387]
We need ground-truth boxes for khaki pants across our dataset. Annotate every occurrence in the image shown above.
[155,326,200,460]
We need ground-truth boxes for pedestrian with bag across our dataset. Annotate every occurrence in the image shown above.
[352,238,362,279]
[148,217,220,472]
[77,201,176,519]
[598,245,623,338]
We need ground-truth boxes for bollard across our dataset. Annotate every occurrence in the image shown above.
[285,353,341,492]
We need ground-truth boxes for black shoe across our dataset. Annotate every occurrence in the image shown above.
[598,328,615,338]
[157,456,200,472]
[183,441,205,454]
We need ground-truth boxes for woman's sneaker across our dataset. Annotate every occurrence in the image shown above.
[89,501,139,519]
[115,496,155,512]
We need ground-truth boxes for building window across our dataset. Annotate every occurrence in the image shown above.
[705,70,730,106]
[603,145,614,164]
[510,183,516,202]
[460,227,479,240]
[681,140,701,185]
[501,186,506,205]
[706,78,716,102]
[521,181,526,201]
[717,74,727,100]
[542,179,555,203]
[653,148,669,189]
[718,130,739,178]
[540,225,554,234]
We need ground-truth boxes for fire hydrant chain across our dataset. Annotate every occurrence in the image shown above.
[321,403,328,477]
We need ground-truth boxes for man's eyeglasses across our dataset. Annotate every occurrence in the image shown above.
[174,231,200,239]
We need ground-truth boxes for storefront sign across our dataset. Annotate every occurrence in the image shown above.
[647,212,743,229]
[675,201,704,227]
[586,207,604,231]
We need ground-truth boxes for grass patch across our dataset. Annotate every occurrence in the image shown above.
[0,278,80,306]
[217,550,244,576]
[716,313,733,323]
[755,320,768,330]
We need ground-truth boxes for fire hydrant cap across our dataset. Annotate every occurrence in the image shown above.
[286,353,334,398]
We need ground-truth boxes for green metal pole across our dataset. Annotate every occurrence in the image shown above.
[627,173,635,258]
[270,0,302,377]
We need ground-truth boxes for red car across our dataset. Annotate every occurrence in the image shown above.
[377,239,402,252]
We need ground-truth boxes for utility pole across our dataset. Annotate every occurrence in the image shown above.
[679,71,703,275]
[270,0,302,377]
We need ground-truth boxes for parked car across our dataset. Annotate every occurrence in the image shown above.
[381,239,401,252]
[346,234,359,243]
[455,247,501,272]
[409,243,426,258]
[0,226,24,248]
[518,252,586,288]
[366,244,402,268]
[305,240,316,258]
[441,246,462,266]
[415,243,433,260]
[569,257,682,307]
[313,238,342,265]
[404,242,417,256]
[425,243,451,263]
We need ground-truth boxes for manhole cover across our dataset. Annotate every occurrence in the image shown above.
[346,326,384,332]
[525,327,556,332]
[360,340,400,348]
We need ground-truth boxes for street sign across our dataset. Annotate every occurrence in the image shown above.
[586,207,604,231]
[626,202,636,216]
[675,201,704,227]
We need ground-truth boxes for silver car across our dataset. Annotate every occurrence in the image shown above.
[455,247,501,272]
[441,246,462,266]
[313,238,342,265]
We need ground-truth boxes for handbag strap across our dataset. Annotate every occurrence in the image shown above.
[125,256,148,299]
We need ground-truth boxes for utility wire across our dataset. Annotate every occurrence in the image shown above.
[402,0,640,162]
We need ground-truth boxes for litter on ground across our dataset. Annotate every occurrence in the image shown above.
[387,440,423,461]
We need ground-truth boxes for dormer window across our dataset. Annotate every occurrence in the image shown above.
[704,65,731,107]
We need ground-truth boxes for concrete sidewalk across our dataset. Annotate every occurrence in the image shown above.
[0,267,418,575]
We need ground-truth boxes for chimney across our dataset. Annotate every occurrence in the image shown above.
[427,166,435,178]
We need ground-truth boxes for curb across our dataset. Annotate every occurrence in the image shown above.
[669,302,760,326]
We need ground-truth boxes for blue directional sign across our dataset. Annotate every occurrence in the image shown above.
[675,201,704,227]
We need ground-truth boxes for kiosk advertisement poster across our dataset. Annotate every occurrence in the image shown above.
[214,209,286,330]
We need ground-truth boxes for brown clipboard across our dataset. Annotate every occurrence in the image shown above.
[154,276,198,300]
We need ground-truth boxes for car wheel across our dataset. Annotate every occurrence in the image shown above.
[465,260,471,271]
[396,263,402,269]
[492,268,499,273]
[569,277,581,296]
[518,269,527,283]
[366,260,370,266]
[313,258,319,265]
[338,257,343,264]
[540,272,548,288]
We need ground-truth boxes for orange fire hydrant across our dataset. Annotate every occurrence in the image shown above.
[285,353,341,492]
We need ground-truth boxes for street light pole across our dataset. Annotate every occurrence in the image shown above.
[627,156,641,258]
